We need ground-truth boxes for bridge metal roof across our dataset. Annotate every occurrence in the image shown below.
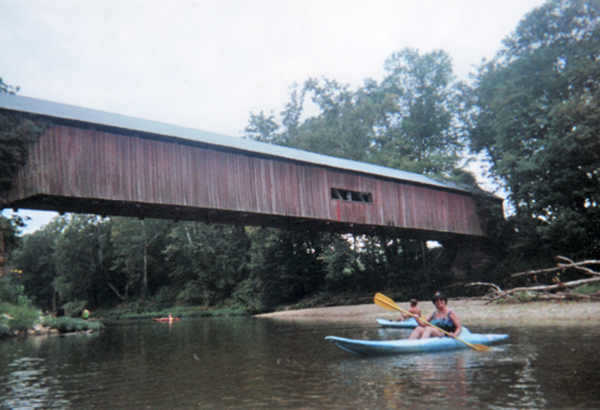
[0,93,472,194]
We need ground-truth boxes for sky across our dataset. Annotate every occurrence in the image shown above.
[1,0,547,233]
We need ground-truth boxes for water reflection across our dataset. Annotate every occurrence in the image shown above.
[1,357,70,409]
[0,320,598,409]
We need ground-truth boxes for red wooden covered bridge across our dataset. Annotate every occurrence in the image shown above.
[0,94,501,243]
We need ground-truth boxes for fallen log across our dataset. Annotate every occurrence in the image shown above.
[511,256,600,278]
[466,277,600,303]
[502,277,600,294]
[483,276,600,302]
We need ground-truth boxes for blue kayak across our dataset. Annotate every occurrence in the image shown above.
[325,327,509,355]
[377,317,418,328]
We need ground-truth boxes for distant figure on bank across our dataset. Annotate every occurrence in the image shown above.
[399,299,422,321]
[409,291,462,339]
[82,309,90,320]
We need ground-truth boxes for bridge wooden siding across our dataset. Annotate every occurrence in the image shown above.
[7,125,484,236]
[4,122,486,240]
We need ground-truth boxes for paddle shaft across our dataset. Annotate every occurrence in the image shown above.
[374,293,489,352]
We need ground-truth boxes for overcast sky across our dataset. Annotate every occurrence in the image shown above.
[1,0,546,233]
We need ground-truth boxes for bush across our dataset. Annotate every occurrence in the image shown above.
[151,287,179,309]
[42,316,104,333]
[0,277,32,307]
[0,302,41,333]
[61,300,88,317]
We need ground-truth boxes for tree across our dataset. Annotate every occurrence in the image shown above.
[245,49,465,177]
[163,221,251,307]
[288,79,377,162]
[0,215,26,303]
[468,0,600,260]
[246,79,377,162]
[53,215,114,307]
[240,227,326,309]
[110,217,172,301]
[0,78,19,94]
[0,215,25,264]
[0,78,48,193]
[12,218,64,310]
[373,48,465,176]
[0,113,48,193]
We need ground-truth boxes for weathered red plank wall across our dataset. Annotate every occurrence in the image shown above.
[5,125,485,237]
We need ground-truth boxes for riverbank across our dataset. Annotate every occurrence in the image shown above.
[256,298,600,326]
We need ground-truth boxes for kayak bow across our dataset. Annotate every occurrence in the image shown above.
[377,317,418,328]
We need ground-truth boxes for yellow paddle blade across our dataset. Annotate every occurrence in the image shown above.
[374,293,409,314]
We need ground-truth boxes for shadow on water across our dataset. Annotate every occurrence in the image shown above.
[0,318,598,409]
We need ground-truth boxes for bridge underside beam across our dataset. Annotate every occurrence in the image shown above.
[6,194,480,243]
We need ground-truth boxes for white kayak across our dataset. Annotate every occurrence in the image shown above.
[377,317,418,328]
[325,327,509,355]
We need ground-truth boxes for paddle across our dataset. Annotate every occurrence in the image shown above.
[374,293,490,352]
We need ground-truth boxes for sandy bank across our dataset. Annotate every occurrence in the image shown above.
[256,299,600,326]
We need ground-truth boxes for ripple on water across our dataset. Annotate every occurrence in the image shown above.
[2,357,70,409]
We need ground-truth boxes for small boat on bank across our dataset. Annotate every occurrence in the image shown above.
[377,317,418,328]
[152,317,181,322]
[325,327,508,355]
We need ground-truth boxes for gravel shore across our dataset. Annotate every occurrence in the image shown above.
[256,298,600,326]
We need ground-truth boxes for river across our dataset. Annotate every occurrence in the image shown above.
[0,317,598,409]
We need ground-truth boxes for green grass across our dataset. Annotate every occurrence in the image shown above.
[571,283,600,295]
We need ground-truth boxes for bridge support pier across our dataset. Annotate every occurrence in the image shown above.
[441,240,490,280]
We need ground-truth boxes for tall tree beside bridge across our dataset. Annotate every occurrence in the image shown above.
[372,48,464,177]
[0,79,48,193]
[245,48,465,178]
[467,0,600,261]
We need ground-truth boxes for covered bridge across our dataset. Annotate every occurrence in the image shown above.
[0,94,501,242]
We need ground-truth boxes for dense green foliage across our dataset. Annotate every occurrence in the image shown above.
[10,215,447,313]
[0,112,48,192]
[468,0,600,263]
[0,262,40,336]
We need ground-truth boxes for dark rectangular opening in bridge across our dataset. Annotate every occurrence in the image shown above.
[331,188,373,204]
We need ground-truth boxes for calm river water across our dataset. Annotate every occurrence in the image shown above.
[0,317,598,409]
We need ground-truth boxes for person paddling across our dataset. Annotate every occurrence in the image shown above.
[409,291,462,339]
[399,299,421,321]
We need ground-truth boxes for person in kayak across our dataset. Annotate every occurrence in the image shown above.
[399,299,422,321]
[408,291,462,339]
